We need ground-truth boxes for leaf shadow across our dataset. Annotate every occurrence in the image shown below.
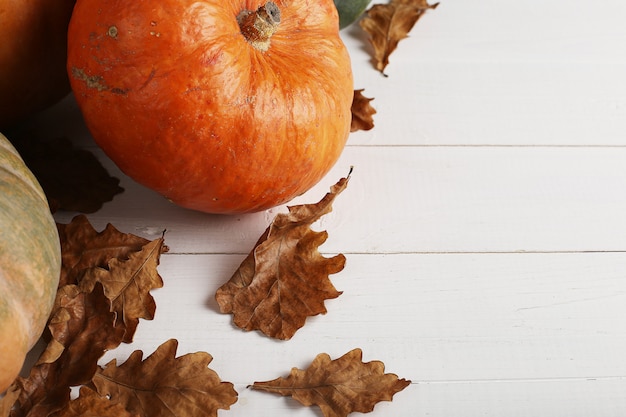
[203,254,245,314]
[343,21,377,70]
[204,290,221,313]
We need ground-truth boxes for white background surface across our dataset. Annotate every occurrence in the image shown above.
[24,0,626,415]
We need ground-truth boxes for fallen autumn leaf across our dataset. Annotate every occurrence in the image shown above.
[92,339,238,417]
[251,348,411,417]
[215,173,351,340]
[360,0,439,74]
[351,89,377,132]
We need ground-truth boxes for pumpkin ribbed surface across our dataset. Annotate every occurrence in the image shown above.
[0,133,61,393]
[67,0,353,214]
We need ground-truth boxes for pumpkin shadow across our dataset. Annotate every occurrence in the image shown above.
[20,338,48,378]
[342,20,377,70]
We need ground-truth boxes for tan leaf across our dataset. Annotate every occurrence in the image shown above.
[360,0,439,74]
[56,387,138,417]
[92,339,238,417]
[7,221,169,417]
[351,89,376,132]
[79,237,166,343]
[9,284,125,417]
[56,215,157,287]
[215,174,351,340]
[251,348,411,417]
[0,385,20,417]
[37,285,92,365]
[38,284,126,366]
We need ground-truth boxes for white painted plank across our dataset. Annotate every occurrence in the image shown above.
[221,378,626,417]
[409,378,626,417]
[107,253,626,381]
[91,252,626,416]
[53,145,626,254]
[343,0,626,146]
[347,61,626,146]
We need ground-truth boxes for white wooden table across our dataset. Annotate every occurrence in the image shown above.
[28,0,626,415]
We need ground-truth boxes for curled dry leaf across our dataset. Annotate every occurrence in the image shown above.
[11,135,123,213]
[57,215,151,287]
[351,89,376,132]
[79,237,166,343]
[92,339,238,417]
[55,387,138,417]
[2,217,168,417]
[251,348,411,417]
[7,284,125,417]
[360,0,439,74]
[58,214,167,342]
[0,386,20,417]
[215,174,351,340]
[36,284,125,367]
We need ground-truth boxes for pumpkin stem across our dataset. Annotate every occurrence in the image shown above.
[237,2,281,52]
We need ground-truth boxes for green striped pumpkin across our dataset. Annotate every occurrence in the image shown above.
[0,132,60,393]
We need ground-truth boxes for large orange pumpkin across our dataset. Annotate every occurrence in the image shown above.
[67,0,353,214]
[0,0,76,128]
[0,133,61,393]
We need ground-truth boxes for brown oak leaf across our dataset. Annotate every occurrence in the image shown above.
[251,348,411,417]
[56,387,138,417]
[360,0,439,74]
[8,284,125,417]
[351,89,376,132]
[0,386,20,417]
[11,134,123,213]
[5,223,167,417]
[215,174,350,340]
[92,339,238,417]
[37,285,125,366]
[79,237,166,343]
[56,215,159,287]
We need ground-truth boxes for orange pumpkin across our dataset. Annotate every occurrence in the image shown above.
[0,132,61,393]
[67,0,353,214]
[0,0,76,128]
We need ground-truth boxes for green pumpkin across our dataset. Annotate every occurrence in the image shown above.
[334,0,372,28]
[0,132,60,393]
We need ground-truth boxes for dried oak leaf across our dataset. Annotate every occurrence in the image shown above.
[360,0,439,74]
[56,214,157,287]
[3,221,167,417]
[215,174,350,340]
[37,284,125,366]
[92,339,238,417]
[7,284,125,417]
[251,348,411,417]
[56,387,138,417]
[79,237,166,343]
[11,134,123,213]
[0,386,20,417]
[351,89,376,132]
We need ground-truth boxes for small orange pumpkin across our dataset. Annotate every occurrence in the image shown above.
[0,133,61,393]
[67,0,353,214]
